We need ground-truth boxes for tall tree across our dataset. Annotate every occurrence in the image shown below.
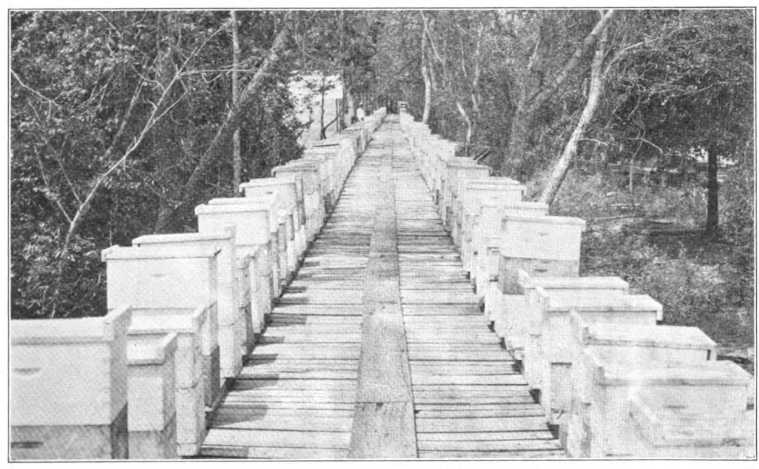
[230,10,242,192]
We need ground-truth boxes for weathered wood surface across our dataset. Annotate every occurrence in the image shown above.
[394,132,565,460]
[200,117,562,459]
[200,134,371,459]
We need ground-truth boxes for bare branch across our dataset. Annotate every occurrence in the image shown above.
[11,69,60,109]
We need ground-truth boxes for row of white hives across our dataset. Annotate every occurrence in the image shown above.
[9,108,387,461]
[399,110,755,459]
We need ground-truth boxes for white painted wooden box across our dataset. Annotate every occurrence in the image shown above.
[473,201,549,299]
[128,306,208,457]
[11,307,131,460]
[564,313,718,457]
[443,160,490,229]
[240,177,305,260]
[623,389,754,458]
[580,352,751,458]
[497,215,586,295]
[197,199,279,300]
[208,195,294,284]
[132,228,243,379]
[102,245,220,410]
[511,274,630,376]
[534,290,662,424]
[273,164,323,242]
[127,332,177,459]
[460,178,525,259]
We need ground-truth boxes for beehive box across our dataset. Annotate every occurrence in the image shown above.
[127,333,178,459]
[622,389,754,458]
[272,164,323,242]
[207,195,294,284]
[11,307,131,460]
[240,177,305,260]
[102,245,220,409]
[302,152,335,210]
[276,210,291,286]
[534,290,662,424]
[132,228,243,379]
[241,244,271,336]
[580,352,751,458]
[443,160,490,229]
[497,215,586,294]
[128,307,208,457]
[459,178,525,257]
[103,245,219,314]
[196,199,278,300]
[510,275,630,376]
[564,314,718,456]
[473,202,549,298]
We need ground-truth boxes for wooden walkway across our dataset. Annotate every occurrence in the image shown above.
[200,118,565,459]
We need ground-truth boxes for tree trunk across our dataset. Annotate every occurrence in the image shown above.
[503,9,615,175]
[231,10,242,193]
[421,24,432,124]
[705,144,719,235]
[539,22,609,207]
[319,77,326,139]
[153,18,291,232]
[346,89,355,125]
[504,106,531,176]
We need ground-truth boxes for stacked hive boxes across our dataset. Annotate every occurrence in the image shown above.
[398,108,754,459]
[9,107,387,460]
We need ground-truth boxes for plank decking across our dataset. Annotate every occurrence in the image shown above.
[200,117,565,459]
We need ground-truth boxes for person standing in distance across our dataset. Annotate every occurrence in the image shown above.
[356,102,365,122]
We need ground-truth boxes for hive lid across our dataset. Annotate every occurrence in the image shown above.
[573,312,716,349]
[503,214,587,227]
[101,245,220,262]
[240,178,296,191]
[11,306,131,344]
[525,275,629,291]
[196,199,274,215]
[541,291,662,316]
[480,200,545,210]
[128,305,208,335]
[127,333,178,365]
[628,390,752,447]
[133,227,235,246]
[447,159,485,168]
[465,177,522,187]
[589,351,751,386]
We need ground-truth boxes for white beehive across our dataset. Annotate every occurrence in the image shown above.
[127,332,178,459]
[240,177,305,260]
[443,160,490,229]
[580,352,751,458]
[196,199,278,300]
[533,289,662,425]
[564,313,719,456]
[473,201,548,300]
[132,228,243,379]
[623,389,754,458]
[498,215,586,295]
[102,245,219,315]
[11,307,132,460]
[500,271,630,356]
[128,306,208,457]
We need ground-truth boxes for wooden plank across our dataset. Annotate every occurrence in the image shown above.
[418,439,563,452]
[418,450,566,459]
[348,402,417,458]
[415,417,550,433]
[417,431,555,441]
[202,429,350,448]
[213,415,353,432]
[349,142,417,458]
